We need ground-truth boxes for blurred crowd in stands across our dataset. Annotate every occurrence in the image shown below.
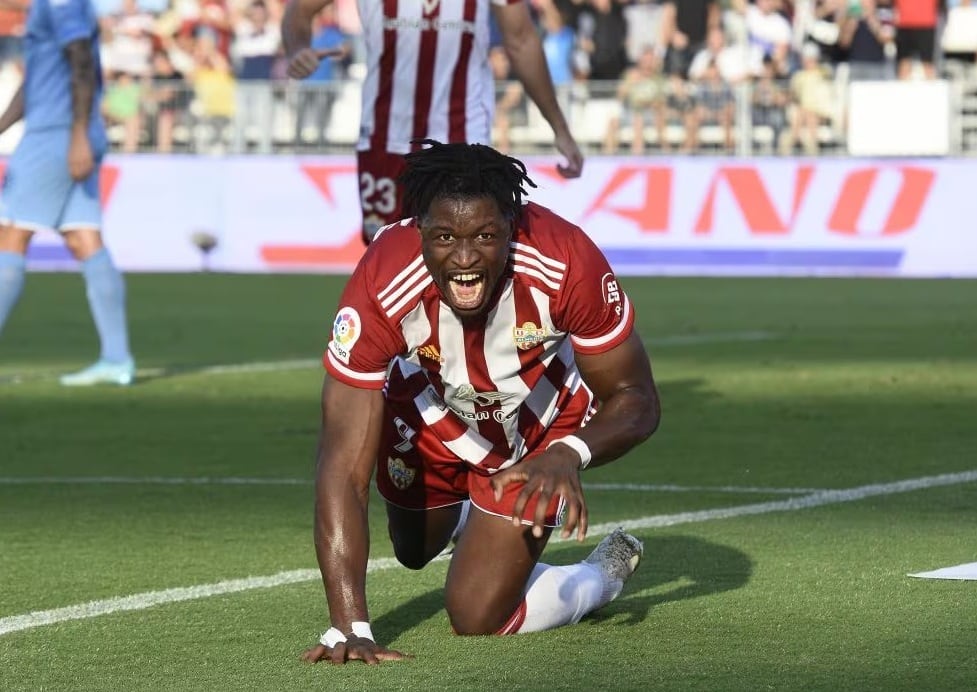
[0,0,973,155]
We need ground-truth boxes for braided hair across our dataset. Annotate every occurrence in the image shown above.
[399,140,537,224]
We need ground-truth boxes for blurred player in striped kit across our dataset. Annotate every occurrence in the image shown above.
[0,0,134,386]
[283,0,584,245]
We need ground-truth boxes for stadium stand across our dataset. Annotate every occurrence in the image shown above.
[0,0,969,157]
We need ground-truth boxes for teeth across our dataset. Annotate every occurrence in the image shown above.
[452,274,480,282]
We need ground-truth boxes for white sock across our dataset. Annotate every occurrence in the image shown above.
[501,561,612,634]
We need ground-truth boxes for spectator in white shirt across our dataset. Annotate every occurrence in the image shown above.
[688,26,757,83]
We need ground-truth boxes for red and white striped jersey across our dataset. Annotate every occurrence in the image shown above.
[323,202,636,473]
[355,0,521,154]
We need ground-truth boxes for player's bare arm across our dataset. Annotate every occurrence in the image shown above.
[303,374,409,665]
[491,332,660,540]
[64,39,96,181]
[493,0,583,178]
[282,0,341,79]
[571,332,661,467]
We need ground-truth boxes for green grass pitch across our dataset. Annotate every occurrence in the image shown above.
[1,273,975,691]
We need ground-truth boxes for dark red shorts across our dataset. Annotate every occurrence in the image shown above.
[374,405,585,528]
[356,149,408,242]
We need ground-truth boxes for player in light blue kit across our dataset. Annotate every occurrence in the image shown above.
[0,0,134,386]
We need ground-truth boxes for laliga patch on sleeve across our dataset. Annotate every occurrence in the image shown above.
[328,306,361,365]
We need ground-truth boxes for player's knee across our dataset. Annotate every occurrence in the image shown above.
[62,229,104,260]
[444,586,507,635]
[444,600,502,636]
[387,528,435,571]
[0,226,32,254]
[391,544,429,571]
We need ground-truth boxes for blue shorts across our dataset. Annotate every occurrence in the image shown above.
[0,128,104,233]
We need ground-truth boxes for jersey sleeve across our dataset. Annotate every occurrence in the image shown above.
[552,227,635,356]
[50,0,97,47]
[323,258,406,390]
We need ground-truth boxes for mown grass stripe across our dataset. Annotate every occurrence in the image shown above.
[2,469,974,637]
[0,331,779,385]
[0,477,824,495]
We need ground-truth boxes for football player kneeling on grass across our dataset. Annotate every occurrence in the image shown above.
[305,140,661,665]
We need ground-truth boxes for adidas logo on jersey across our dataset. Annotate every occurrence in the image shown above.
[416,344,443,363]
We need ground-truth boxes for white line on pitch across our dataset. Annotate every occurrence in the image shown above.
[136,358,321,378]
[0,477,825,495]
[2,468,974,638]
[651,330,778,346]
[0,331,780,385]
[585,483,826,495]
[0,476,312,486]
[583,469,977,536]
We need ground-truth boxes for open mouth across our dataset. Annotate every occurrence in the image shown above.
[447,272,485,311]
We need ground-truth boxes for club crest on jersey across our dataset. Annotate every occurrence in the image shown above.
[416,344,443,364]
[329,307,361,364]
[387,457,416,490]
[513,322,547,350]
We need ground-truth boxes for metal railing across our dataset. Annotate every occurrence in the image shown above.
[97,76,976,157]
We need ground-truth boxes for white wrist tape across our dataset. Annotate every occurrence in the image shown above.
[548,434,592,469]
[320,627,346,648]
[319,621,375,648]
[350,621,375,641]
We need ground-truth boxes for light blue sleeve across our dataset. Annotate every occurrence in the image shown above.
[50,0,97,47]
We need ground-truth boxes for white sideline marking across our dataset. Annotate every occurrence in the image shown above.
[2,468,974,637]
[583,469,977,535]
[137,359,320,378]
[585,483,826,495]
[651,330,778,346]
[0,477,825,495]
[0,331,779,385]
[0,559,396,637]
[0,476,312,487]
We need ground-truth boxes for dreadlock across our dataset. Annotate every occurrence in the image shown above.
[399,139,537,223]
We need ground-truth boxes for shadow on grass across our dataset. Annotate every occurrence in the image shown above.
[586,534,752,626]
[370,534,751,641]
[373,588,447,643]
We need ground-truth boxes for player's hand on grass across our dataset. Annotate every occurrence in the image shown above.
[68,129,94,181]
[301,638,409,666]
[491,445,588,541]
[287,47,346,79]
